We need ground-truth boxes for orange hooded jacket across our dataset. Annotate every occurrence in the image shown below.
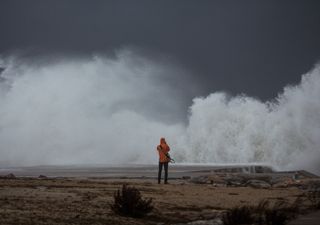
[157,138,170,163]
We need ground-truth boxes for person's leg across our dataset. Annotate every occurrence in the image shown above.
[158,162,163,184]
[164,162,168,184]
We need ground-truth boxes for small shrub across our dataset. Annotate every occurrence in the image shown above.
[222,205,254,225]
[110,184,153,218]
[306,188,320,209]
[222,199,300,225]
[256,199,270,212]
[255,199,270,224]
[264,208,289,225]
[257,199,299,225]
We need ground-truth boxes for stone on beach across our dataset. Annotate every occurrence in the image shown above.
[0,173,16,179]
[190,176,210,184]
[245,179,271,189]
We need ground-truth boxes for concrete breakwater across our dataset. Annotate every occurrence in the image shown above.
[0,164,318,178]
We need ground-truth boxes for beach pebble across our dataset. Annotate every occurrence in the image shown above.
[245,179,271,189]
[190,176,210,184]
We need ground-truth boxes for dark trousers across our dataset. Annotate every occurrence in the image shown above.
[158,162,168,184]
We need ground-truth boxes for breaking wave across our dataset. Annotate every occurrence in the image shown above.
[175,65,320,173]
[0,52,319,173]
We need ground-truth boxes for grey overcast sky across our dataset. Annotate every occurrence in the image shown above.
[1,0,320,100]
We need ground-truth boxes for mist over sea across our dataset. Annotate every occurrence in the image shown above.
[0,50,319,173]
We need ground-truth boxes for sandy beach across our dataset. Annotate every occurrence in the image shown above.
[1,164,318,225]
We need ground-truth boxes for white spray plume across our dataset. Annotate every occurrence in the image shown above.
[0,51,319,174]
[176,65,320,173]
[0,51,186,166]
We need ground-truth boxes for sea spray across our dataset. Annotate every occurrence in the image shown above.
[176,65,320,173]
[0,52,186,166]
[0,52,319,173]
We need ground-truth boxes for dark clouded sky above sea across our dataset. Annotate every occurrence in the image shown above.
[1,1,320,172]
[1,0,320,100]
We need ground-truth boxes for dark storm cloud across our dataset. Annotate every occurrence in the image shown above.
[1,0,320,100]
[1,1,320,172]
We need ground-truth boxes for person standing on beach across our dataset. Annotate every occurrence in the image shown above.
[157,137,170,184]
